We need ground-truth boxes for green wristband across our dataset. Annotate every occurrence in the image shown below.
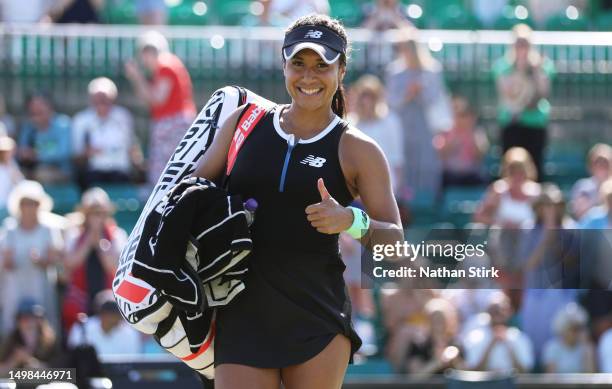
[346,206,370,239]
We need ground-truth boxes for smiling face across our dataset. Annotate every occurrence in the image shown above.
[284,49,345,113]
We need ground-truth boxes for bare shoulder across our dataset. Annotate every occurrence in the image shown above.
[192,104,249,181]
[340,125,385,163]
[492,179,509,195]
[524,180,542,197]
[339,124,390,194]
[221,104,250,134]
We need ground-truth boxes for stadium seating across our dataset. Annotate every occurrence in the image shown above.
[330,0,365,27]
[441,186,488,228]
[168,2,213,26]
[44,183,81,215]
[545,10,590,31]
[96,184,145,232]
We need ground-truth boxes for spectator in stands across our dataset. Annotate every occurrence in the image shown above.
[433,96,489,189]
[571,143,612,222]
[124,31,196,186]
[474,147,540,227]
[382,287,437,371]
[338,233,377,356]
[518,184,578,362]
[576,178,612,328]
[386,27,450,196]
[579,177,612,229]
[17,91,72,184]
[474,148,540,288]
[362,0,412,31]
[0,0,50,23]
[67,290,142,355]
[0,181,63,334]
[542,303,595,373]
[0,94,16,137]
[0,131,24,210]
[62,187,127,331]
[72,77,144,191]
[463,292,534,373]
[404,298,463,375]
[442,289,500,337]
[527,0,587,28]
[259,0,329,26]
[599,327,612,373]
[0,298,58,375]
[471,0,508,28]
[494,24,555,180]
[349,74,404,194]
[135,0,167,25]
[43,0,103,23]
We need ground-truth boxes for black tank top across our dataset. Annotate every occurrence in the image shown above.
[228,104,353,255]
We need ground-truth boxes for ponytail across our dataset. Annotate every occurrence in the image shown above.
[332,84,347,118]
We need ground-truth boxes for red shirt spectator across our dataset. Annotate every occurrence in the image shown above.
[151,52,196,120]
[125,31,197,185]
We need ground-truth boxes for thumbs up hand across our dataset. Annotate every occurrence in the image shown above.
[305,178,354,234]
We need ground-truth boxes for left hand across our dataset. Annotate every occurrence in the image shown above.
[305,178,353,234]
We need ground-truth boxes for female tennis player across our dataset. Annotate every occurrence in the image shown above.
[194,14,403,389]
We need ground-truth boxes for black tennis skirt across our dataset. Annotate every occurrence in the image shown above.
[214,248,362,368]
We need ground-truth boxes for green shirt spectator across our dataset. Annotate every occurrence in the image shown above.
[494,24,555,180]
[493,55,555,128]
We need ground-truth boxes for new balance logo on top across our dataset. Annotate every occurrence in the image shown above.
[301,155,326,167]
[304,30,323,39]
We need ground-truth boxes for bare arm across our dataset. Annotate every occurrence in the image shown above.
[124,61,172,107]
[304,127,403,249]
[473,184,501,225]
[192,105,247,184]
[473,337,497,371]
[344,130,403,248]
[505,342,529,373]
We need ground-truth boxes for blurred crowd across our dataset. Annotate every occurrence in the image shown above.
[0,0,611,381]
[0,0,602,31]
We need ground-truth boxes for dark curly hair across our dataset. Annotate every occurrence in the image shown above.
[285,14,350,118]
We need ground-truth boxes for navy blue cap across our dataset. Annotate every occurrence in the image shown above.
[283,24,346,64]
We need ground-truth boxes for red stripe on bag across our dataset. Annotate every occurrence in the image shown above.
[115,277,150,304]
[181,321,216,361]
[226,104,266,175]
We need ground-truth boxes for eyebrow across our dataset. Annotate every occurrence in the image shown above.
[292,53,326,63]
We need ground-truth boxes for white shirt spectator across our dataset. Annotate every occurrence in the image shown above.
[68,316,142,355]
[598,328,612,373]
[72,105,135,174]
[464,325,535,372]
[269,0,330,21]
[1,0,50,22]
[353,113,404,192]
[0,161,23,209]
[543,338,590,373]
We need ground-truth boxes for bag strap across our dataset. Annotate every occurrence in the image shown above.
[223,103,267,187]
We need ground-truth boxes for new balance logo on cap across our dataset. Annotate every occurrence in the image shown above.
[304,30,323,39]
[300,155,326,167]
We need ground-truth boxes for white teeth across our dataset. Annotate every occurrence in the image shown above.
[299,87,321,95]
